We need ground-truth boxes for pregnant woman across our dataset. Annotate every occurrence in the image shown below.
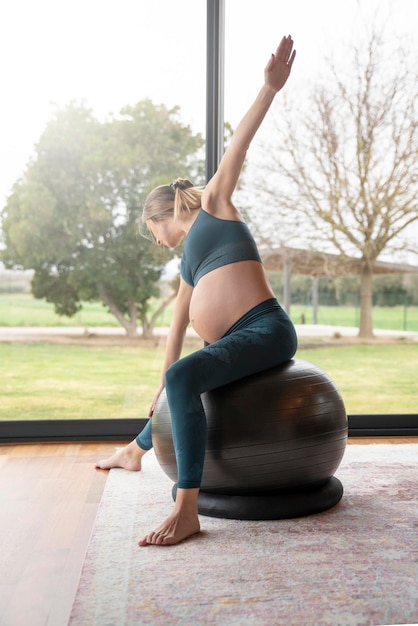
[96,35,297,546]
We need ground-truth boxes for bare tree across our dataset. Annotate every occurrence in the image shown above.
[251,31,418,338]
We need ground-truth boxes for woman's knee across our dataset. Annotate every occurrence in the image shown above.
[165,357,197,395]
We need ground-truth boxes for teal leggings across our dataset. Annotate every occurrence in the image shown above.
[135,298,297,489]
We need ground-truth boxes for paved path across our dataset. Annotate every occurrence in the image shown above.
[0,324,417,341]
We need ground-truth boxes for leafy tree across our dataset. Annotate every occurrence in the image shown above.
[250,30,418,338]
[1,100,204,336]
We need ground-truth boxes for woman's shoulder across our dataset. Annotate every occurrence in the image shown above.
[201,190,243,222]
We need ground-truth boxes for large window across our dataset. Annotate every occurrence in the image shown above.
[0,0,417,438]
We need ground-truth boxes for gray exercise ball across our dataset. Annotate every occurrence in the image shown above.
[152,358,347,519]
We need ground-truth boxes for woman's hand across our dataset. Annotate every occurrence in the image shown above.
[148,382,165,417]
[264,35,296,93]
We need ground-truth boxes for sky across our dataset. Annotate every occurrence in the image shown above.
[1,0,417,221]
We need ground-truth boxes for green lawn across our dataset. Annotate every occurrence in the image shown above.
[1,342,167,420]
[293,304,418,332]
[0,294,120,327]
[1,294,417,332]
[297,344,418,414]
[1,342,417,420]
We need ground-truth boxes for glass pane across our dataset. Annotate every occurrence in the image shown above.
[0,0,205,421]
[224,0,418,416]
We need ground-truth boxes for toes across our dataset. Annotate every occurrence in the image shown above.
[138,531,162,546]
[138,534,152,547]
[138,531,169,546]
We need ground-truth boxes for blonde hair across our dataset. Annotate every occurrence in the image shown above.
[141,179,203,232]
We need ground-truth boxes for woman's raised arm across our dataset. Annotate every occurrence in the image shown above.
[202,35,296,215]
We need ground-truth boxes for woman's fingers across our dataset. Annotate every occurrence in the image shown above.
[276,35,294,63]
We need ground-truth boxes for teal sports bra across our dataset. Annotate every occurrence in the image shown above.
[180,209,262,287]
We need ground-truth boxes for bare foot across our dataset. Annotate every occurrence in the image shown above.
[95,439,146,471]
[138,488,201,547]
[138,510,201,547]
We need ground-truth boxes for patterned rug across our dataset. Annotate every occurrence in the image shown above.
[69,445,418,626]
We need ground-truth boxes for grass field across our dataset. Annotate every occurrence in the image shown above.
[1,342,417,420]
[1,293,417,332]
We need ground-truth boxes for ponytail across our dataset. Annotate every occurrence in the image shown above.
[141,178,203,227]
[170,178,202,220]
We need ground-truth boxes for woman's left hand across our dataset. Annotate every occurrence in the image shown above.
[264,35,296,93]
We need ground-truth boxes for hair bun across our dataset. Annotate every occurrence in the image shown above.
[171,178,194,191]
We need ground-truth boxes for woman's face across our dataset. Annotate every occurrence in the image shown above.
[146,217,183,249]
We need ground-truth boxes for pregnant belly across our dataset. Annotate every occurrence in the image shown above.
[189,262,274,343]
